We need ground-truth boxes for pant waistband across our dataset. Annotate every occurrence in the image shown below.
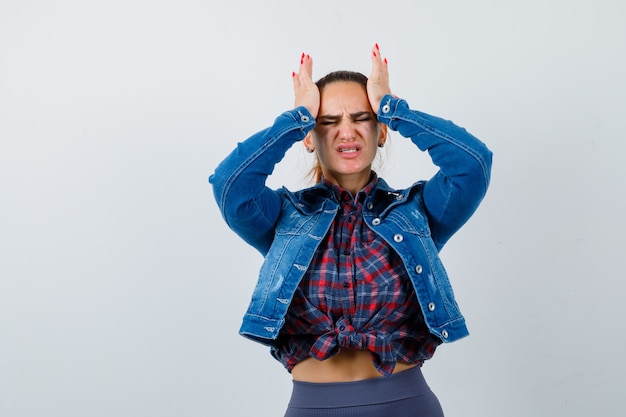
[288,366,431,408]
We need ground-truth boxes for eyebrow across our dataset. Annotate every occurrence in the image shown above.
[317,111,374,122]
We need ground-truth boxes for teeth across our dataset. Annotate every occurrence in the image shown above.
[340,148,358,153]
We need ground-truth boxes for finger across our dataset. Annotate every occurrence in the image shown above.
[370,44,385,78]
[372,44,383,65]
[306,54,313,79]
[373,43,383,62]
[293,52,309,90]
[299,53,313,81]
[299,52,306,71]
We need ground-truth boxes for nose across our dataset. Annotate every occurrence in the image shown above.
[338,118,356,140]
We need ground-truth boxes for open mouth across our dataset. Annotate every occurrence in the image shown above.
[339,147,360,153]
[337,145,362,153]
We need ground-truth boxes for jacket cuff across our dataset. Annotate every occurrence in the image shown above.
[289,106,316,133]
[376,94,404,129]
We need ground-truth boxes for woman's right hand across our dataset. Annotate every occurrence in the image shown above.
[292,53,320,118]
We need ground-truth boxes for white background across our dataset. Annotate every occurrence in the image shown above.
[1,1,625,416]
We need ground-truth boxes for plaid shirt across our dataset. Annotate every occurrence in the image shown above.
[273,175,441,376]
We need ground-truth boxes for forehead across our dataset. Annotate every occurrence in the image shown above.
[319,82,371,113]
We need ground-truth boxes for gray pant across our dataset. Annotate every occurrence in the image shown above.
[284,366,444,417]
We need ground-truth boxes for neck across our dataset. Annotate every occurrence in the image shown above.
[327,171,372,196]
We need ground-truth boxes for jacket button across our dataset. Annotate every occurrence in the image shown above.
[428,302,436,311]
[372,218,381,226]
[415,265,423,274]
[300,114,310,122]
[382,104,391,113]
[366,202,374,210]
[441,330,449,339]
[393,234,403,242]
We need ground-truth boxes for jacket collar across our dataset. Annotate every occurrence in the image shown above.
[320,173,378,204]
[283,176,425,216]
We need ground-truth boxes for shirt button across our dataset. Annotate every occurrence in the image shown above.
[393,234,403,242]
[441,330,449,339]
[372,218,381,226]
[343,282,350,288]
[415,265,423,274]
[428,302,436,311]
[339,325,345,331]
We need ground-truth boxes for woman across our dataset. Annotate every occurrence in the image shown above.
[210,44,492,417]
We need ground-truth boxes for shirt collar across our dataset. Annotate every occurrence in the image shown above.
[321,172,379,203]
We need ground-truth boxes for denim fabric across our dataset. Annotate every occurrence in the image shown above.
[209,95,492,347]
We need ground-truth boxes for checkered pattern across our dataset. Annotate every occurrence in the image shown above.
[273,176,441,376]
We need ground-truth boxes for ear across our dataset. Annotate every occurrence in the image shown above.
[303,132,314,152]
[378,123,388,147]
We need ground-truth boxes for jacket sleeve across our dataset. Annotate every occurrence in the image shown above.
[209,107,316,255]
[376,95,493,250]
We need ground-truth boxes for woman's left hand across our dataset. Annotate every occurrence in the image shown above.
[367,44,392,114]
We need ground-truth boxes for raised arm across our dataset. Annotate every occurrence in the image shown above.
[209,54,317,255]
[369,45,492,249]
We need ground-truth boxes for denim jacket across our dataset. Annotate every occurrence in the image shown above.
[209,95,492,347]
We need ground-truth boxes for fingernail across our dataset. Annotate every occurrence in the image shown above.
[373,51,377,57]
[375,43,380,50]
[384,57,388,64]
[292,71,296,77]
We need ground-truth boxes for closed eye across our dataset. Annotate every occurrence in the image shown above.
[316,112,375,125]
[317,116,341,125]
[350,111,375,122]
[354,114,373,122]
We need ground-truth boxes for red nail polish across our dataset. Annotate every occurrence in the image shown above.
[375,43,380,50]
[384,57,388,64]
[373,51,377,57]
[292,71,296,77]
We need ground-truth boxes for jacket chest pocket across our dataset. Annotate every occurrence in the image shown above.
[383,209,431,238]
[275,205,336,240]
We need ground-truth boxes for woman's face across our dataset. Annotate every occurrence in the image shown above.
[304,81,386,194]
